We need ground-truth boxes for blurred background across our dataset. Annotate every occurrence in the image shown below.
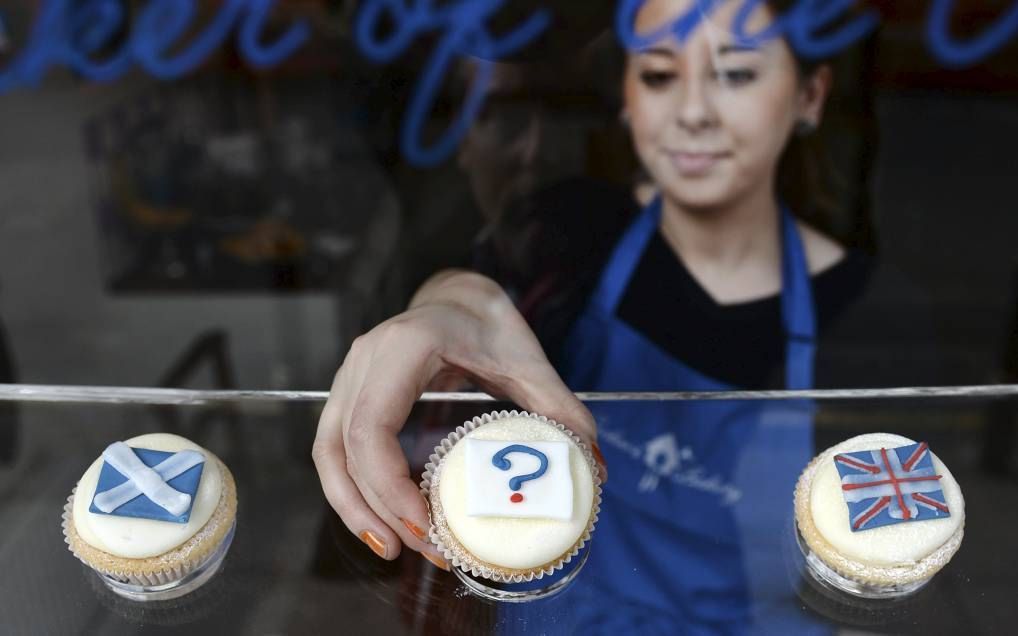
[0,0,1016,395]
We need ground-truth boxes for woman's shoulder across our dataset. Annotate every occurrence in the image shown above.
[814,249,961,387]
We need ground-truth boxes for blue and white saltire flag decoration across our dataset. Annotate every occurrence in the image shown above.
[89,442,205,524]
[834,441,950,532]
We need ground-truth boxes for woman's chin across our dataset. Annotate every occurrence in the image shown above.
[658,181,739,213]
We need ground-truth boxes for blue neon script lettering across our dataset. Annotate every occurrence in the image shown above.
[0,0,309,92]
[618,0,1011,64]
[3,1,1018,167]
[783,0,879,58]
[619,0,878,58]
[354,0,551,166]
[730,0,879,58]
[927,0,1018,67]
[615,0,723,50]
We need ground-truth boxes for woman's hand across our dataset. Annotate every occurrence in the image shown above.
[312,270,604,566]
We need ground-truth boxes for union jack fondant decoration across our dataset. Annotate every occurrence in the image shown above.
[834,441,950,532]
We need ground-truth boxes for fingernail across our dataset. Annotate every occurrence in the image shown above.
[401,518,427,541]
[423,551,450,571]
[359,530,387,559]
[592,443,608,482]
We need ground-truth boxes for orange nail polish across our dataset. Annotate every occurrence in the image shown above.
[401,518,427,541]
[592,443,608,483]
[359,530,387,559]
[423,551,450,571]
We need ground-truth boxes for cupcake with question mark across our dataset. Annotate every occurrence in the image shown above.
[421,410,601,583]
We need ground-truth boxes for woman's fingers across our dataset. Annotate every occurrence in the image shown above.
[341,325,445,559]
[451,307,608,481]
[312,400,400,559]
[490,365,607,483]
[314,337,437,562]
[313,384,405,557]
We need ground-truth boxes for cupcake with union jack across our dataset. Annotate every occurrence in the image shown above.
[794,433,964,597]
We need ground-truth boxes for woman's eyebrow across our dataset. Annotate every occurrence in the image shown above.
[638,46,676,58]
[717,43,761,55]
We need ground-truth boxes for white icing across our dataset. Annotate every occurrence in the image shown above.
[93,442,204,516]
[465,439,573,520]
[439,416,594,570]
[73,434,223,559]
[810,433,964,567]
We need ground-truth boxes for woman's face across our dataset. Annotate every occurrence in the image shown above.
[623,0,828,212]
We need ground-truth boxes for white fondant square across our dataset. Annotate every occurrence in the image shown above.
[465,438,574,520]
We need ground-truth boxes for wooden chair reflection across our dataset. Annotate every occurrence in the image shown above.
[150,329,247,473]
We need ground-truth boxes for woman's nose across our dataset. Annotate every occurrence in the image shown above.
[675,77,717,132]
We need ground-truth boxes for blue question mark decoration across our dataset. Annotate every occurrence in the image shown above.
[492,445,548,503]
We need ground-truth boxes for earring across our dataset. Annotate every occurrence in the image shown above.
[794,119,817,137]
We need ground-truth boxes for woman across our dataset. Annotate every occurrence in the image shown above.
[314,0,878,631]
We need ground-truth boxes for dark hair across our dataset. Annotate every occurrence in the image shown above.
[767,0,878,252]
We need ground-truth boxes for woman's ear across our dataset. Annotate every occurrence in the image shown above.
[797,64,833,129]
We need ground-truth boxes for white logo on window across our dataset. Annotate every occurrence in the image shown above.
[600,429,742,505]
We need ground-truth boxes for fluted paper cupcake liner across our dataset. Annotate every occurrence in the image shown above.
[794,447,964,588]
[421,410,602,583]
[63,458,237,589]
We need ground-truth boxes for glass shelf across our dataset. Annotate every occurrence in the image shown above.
[0,384,1015,634]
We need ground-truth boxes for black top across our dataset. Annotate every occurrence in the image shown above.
[617,232,870,389]
[472,177,951,389]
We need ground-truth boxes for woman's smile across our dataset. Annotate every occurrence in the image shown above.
[664,149,731,177]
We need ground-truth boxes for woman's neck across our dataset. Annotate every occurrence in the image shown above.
[658,190,783,304]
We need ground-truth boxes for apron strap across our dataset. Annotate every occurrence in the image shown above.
[593,197,662,315]
[586,197,817,391]
[779,205,817,391]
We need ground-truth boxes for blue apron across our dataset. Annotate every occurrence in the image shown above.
[554,198,822,634]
